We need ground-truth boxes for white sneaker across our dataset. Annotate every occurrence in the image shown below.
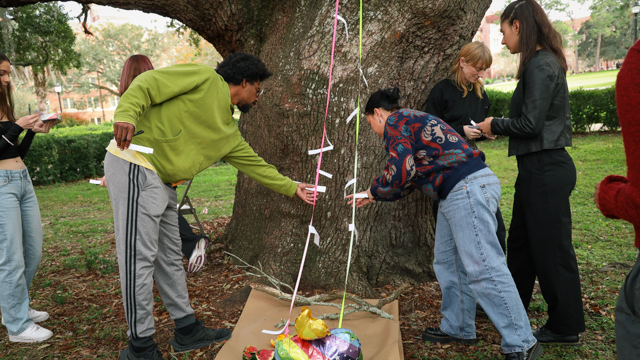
[8,323,53,343]
[28,308,49,323]
[187,237,209,273]
[2,308,49,325]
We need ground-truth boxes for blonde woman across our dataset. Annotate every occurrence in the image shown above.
[424,42,506,254]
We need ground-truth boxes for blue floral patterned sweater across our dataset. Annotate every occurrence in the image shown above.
[370,109,487,201]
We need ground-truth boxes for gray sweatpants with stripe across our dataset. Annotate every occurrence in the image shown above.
[104,153,194,339]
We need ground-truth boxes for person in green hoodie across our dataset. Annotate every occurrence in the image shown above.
[104,52,315,360]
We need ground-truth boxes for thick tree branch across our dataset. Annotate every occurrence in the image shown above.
[0,0,243,56]
[76,3,93,36]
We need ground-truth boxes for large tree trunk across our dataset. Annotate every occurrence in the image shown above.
[0,0,491,296]
[32,68,47,112]
[223,0,491,296]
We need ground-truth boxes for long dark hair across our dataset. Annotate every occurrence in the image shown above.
[119,54,154,96]
[0,52,16,123]
[501,0,567,79]
[365,87,402,115]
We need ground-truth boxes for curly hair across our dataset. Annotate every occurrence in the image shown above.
[215,51,273,85]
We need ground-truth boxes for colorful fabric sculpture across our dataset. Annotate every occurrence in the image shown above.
[274,328,363,360]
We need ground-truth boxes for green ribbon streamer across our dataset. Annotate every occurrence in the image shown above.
[339,0,363,328]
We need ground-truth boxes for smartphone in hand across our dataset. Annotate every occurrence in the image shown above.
[40,113,62,125]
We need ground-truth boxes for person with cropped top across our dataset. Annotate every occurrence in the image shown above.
[0,52,56,343]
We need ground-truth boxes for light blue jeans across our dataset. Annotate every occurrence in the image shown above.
[434,167,536,353]
[0,168,43,335]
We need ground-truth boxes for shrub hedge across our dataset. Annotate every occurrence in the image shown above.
[20,86,618,185]
[23,124,113,185]
[485,87,618,131]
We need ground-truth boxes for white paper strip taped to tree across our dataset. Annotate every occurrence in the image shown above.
[335,14,349,41]
[349,223,359,243]
[308,130,334,155]
[359,66,369,88]
[352,193,368,198]
[344,178,356,199]
[346,107,359,124]
[293,181,327,193]
[89,179,101,185]
[319,170,333,179]
[307,185,326,193]
[309,225,320,246]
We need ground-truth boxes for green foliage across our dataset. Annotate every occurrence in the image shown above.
[578,1,635,66]
[23,124,113,185]
[485,89,512,118]
[569,87,618,131]
[486,87,619,131]
[71,23,169,96]
[2,3,81,74]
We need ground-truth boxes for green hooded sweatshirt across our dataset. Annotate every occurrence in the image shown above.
[113,63,297,198]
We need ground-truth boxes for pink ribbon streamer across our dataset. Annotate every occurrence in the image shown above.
[282,0,341,336]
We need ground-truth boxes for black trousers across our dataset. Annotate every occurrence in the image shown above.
[616,251,640,359]
[508,148,585,334]
[178,213,205,259]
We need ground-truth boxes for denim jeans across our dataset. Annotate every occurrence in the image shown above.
[434,167,536,353]
[0,168,43,335]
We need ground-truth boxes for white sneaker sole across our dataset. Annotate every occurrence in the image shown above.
[188,238,208,273]
[8,325,53,343]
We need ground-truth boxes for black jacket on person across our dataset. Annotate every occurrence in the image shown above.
[491,50,572,157]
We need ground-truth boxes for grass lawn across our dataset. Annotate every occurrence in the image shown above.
[486,69,620,92]
[0,133,631,359]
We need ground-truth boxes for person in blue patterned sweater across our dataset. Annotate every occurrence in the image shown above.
[347,88,541,360]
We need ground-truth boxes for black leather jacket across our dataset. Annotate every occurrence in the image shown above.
[491,50,572,157]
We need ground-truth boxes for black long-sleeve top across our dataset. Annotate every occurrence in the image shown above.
[423,79,491,138]
[0,121,36,160]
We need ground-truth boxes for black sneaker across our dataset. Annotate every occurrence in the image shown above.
[119,344,164,360]
[504,341,543,360]
[169,319,232,352]
[422,327,476,345]
[532,326,580,347]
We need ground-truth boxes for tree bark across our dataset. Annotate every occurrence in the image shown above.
[0,0,491,296]
[32,68,47,112]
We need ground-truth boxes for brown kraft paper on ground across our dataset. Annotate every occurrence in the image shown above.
[215,289,404,360]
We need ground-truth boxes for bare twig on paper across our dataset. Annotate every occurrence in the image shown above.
[224,251,411,330]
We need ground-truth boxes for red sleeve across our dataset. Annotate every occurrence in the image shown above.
[597,175,640,221]
[616,40,640,187]
[598,40,640,248]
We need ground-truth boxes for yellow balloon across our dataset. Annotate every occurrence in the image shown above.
[294,307,330,340]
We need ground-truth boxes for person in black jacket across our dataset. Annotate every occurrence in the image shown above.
[479,0,585,346]
[0,52,56,343]
[424,41,507,254]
